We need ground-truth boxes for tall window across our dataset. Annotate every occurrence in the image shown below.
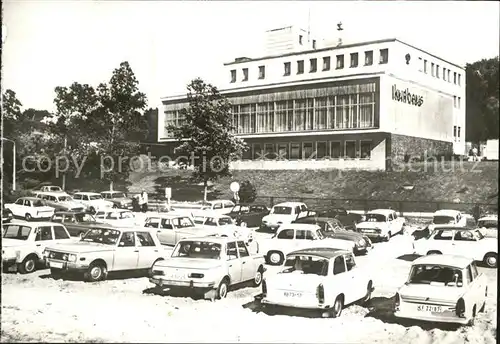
[360,141,371,159]
[315,97,327,129]
[290,143,301,160]
[230,70,236,83]
[364,51,373,66]
[458,74,461,86]
[350,53,358,67]
[310,58,317,72]
[302,142,314,159]
[316,141,327,159]
[379,49,389,64]
[242,68,248,81]
[284,62,291,76]
[418,57,423,72]
[453,125,457,139]
[453,72,457,84]
[323,56,331,71]
[336,95,349,128]
[252,143,262,160]
[457,126,461,140]
[275,101,287,132]
[424,60,428,73]
[297,60,304,74]
[447,70,451,82]
[258,66,265,79]
[239,104,251,133]
[359,93,374,128]
[305,99,314,130]
[299,35,303,45]
[286,100,293,131]
[330,141,341,159]
[336,55,344,69]
[328,96,336,129]
[312,39,316,49]
[431,63,435,77]
[294,100,305,131]
[349,95,358,128]
[345,141,356,159]
[443,67,447,81]
[436,65,440,78]
[264,143,275,160]
[277,143,288,160]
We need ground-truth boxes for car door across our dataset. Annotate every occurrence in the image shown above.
[274,228,297,254]
[295,229,314,250]
[332,255,354,303]
[237,240,254,282]
[11,199,24,216]
[226,241,242,284]
[113,231,139,271]
[135,231,160,268]
[34,225,55,256]
[452,230,478,259]
[61,214,78,236]
[53,225,73,244]
[469,262,486,306]
[344,253,365,300]
[157,218,176,245]
[428,229,455,254]
[24,199,33,216]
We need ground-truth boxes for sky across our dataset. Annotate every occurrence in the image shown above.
[2,1,499,112]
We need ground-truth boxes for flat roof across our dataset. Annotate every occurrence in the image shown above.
[223,38,465,70]
[288,247,350,259]
[412,254,473,269]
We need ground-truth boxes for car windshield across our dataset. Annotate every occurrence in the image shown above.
[478,219,498,229]
[75,213,96,222]
[282,255,329,276]
[33,200,45,207]
[172,240,222,259]
[57,196,73,202]
[433,215,455,224]
[112,193,126,198]
[365,214,386,222]
[80,228,121,245]
[89,195,102,200]
[51,214,64,222]
[49,187,62,191]
[3,224,32,240]
[271,206,292,215]
[408,264,463,287]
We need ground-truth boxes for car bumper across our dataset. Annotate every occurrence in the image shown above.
[255,293,332,310]
[394,310,469,325]
[149,277,215,289]
[45,259,89,272]
[357,232,385,239]
[2,258,18,270]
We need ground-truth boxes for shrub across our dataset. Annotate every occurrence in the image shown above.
[238,180,257,204]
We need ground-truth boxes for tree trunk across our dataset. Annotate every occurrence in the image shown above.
[203,180,208,202]
[62,135,67,190]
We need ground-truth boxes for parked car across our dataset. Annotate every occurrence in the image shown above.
[149,236,266,299]
[411,225,432,241]
[144,214,216,246]
[259,223,355,265]
[36,192,86,212]
[260,202,309,232]
[393,255,487,326]
[44,226,170,281]
[2,206,13,224]
[201,200,236,215]
[255,248,373,318]
[293,216,372,255]
[94,209,138,227]
[30,185,64,196]
[72,192,114,214]
[4,197,55,221]
[476,215,498,238]
[192,212,254,242]
[355,209,405,241]
[2,222,74,274]
[413,226,497,268]
[429,210,468,231]
[50,211,105,237]
[306,207,364,231]
[100,191,134,210]
[227,204,270,227]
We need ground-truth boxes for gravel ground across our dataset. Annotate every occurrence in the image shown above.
[1,225,497,343]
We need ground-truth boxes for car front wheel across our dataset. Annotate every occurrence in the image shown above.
[483,253,497,268]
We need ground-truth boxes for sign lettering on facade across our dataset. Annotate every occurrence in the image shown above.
[392,84,424,107]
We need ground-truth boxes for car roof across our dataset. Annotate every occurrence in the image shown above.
[288,247,351,259]
[478,215,498,221]
[273,202,305,207]
[177,236,236,244]
[37,191,69,196]
[74,192,100,195]
[430,225,477,231]
[412,254,473,269]
[433,209,461,216]
[18,197,41,201]
[101,191,125,194]
[53,211,88,215]
[146,213,191,219]
[367,209,394,215]
[279,223,320,230]
[295,216,339,222]
[5,221,65,228]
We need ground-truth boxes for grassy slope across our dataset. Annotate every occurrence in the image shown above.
[127,158,498,212]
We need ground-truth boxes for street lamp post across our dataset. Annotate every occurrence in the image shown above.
[1,137,16,191]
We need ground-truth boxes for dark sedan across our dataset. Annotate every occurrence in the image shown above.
[50,211,105,237]
[293,216,372,255]
[305,207,364,231]
[228,204,270,227]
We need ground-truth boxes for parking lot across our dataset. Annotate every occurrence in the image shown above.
[1,224,497,344]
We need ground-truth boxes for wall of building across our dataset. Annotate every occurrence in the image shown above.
[380,74,454,142]
[389,133,454,164]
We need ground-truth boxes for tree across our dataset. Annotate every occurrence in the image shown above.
[2,89,23,135]
[168,78,248,201]
[87,61,148,191]
[238,180,257,203]
[465,56,499,143]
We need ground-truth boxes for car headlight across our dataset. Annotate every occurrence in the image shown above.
[49,252,56,259]
[357,239,365,246]
[68,254,77,262]
[43,249,48,255]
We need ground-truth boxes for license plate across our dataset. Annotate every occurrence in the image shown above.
[167,274,185,280]
[49,261,64,269]
[416,304,442,312]
[283,291,302,298]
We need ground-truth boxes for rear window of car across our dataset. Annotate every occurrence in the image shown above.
[478,220,497,228]
[3,225,32,240]
[433,216,455,224]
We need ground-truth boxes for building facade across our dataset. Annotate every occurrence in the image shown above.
[157,27,466,170]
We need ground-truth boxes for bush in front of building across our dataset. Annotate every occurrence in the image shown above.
[238,180,257,204]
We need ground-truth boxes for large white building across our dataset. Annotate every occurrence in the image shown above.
[157,26,466,170]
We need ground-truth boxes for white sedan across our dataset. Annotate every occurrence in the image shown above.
[94,209,138,227]
[394,255,487,325]
[255,248,374,318]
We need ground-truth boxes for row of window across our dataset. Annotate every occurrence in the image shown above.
[418,57,462,86]
[164,94,377,136]
[453,96,462,109]
[230,49,389,83]
[241,140,373,161]
[453,125,462,142]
